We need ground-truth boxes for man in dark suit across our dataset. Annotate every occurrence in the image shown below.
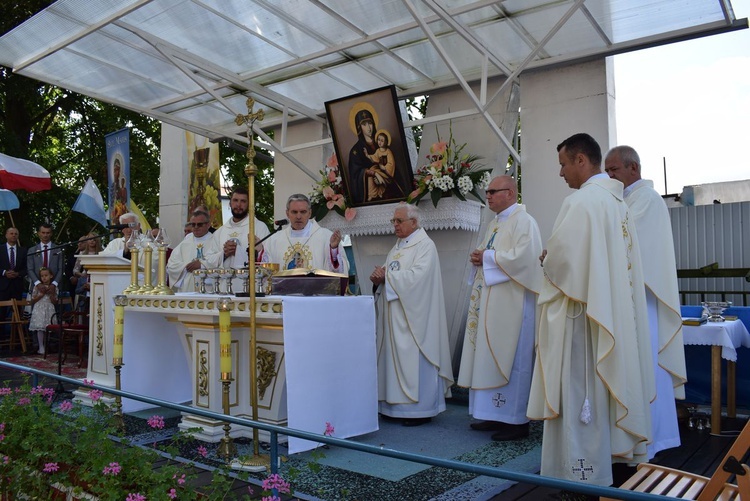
[26,223,63,287]
[0,227,28,337]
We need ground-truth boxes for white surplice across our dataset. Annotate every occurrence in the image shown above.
[210,216,270,269]
[527,175,655,487]
[458,204,542,425]
[375,227,453,418]
[166,232,221,292]
[625,179,686,457]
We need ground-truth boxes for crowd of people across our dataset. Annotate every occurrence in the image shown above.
[0,224,102,355]
[0,133,687,491]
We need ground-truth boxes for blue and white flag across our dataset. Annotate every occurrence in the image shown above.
[72,177,108,227]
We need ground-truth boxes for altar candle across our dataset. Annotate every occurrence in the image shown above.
[113,295,126,362]
[219,298,232,375]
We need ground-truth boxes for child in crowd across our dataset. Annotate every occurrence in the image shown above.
[29,267,58,355]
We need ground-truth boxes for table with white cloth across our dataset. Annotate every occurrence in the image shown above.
[118,293,378,448]
[682,319,750,434]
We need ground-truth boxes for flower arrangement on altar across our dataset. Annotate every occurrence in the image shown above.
[407,127,492,207]
[310,153,357,221]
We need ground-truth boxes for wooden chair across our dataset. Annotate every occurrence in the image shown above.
[44,297,88,368]
[602,419,750,500]
[12,298,32,352]
[0,299,21,351]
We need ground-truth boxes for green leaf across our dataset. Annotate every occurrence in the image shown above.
[430,189,442,207]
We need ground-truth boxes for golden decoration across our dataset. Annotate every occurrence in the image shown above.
[96,296,104,357]
[256,347,277,400]
[198,349,209,397]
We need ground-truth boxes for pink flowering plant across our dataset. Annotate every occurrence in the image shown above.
[407,125,491,207]
[310,153,357,221]
[0,378,243,499]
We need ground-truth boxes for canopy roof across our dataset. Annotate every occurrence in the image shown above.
[1,0,746,168]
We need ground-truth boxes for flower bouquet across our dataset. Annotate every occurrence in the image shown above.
[408,128,492,208]
[310,153,356,221]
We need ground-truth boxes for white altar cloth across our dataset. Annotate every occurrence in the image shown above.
[282,296,378,454]
[682,319,750,362]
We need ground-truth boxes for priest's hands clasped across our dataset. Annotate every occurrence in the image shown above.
[370,265,386,285]
[469,249,484,266]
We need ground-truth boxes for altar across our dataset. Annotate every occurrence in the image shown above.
[74,254,378,446]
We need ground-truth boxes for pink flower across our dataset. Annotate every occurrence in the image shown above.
[83,379,95,386]
[43,462,59,473]
[326,153,338,168]
[89,389,103,402]
[0,388,11,396]
[126,494,146,501]
[324,422,335,437]
[2,456,8,464]
[173,473,186,485]
[17,397,31,406]
[262,473,291,494]
[197,446,208,457]
[327,170,338,183]
[168,488,177,499]
[148,415,165,429]
[58,400,73,412]
[322,186,335,200]
[408,189,422,200]
[344,207,357,221]
[430,141,448,155]
[262,497,282,501]
[103,462,121,475]
[326,193,345,210]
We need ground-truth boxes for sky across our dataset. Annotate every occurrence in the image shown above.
[613,0,750,195]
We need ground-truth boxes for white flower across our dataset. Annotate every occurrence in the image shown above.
[478,171,491,190]
[457,175,473,195]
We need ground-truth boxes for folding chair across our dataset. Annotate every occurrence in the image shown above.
[601,419,750,500]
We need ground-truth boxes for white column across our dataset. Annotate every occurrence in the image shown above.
[520,58,617,243]
[159,124,190,238]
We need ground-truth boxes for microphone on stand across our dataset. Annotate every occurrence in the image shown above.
[274,219,289,228]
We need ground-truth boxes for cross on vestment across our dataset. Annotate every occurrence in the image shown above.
[234,97,265,164]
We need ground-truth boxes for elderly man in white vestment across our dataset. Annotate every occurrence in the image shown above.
[257,194,348,273]
[458,175,542,441]
[527,133,655,487]
[370,203,454,427]
[605,145,687,459]
[101,212,141,261]
[167,210,221,292]
[210,187,270,269]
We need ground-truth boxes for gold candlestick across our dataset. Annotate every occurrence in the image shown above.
[217,298,236,460]
[112,295,127,431]
[122,247,140,294]
[153,245,173,295]
[137,245,155,294]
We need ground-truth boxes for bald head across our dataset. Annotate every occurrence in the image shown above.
[486,175,517,214]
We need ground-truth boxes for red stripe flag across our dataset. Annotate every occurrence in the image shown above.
[0,152,52,192]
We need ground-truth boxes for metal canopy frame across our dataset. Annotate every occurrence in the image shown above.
[1,0,746,177]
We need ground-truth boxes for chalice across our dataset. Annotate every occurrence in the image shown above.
[256,263,279,296]
[235,269,250,295]
[193,269,207,294]
[219,268,236,295]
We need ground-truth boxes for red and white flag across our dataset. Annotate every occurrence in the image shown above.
[0,152,52,192]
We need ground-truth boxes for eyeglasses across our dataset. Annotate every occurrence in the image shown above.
[190,222,209,227]
[390,217,415,225]
[485,188,511,195]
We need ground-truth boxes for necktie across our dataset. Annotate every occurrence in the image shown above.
[9,247,14,269]
[43,244,48,268]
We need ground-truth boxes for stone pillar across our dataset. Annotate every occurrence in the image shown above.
[519,58,617,242]
[159,124,190,239]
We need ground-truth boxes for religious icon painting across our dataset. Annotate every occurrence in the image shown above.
[325,85,414,208]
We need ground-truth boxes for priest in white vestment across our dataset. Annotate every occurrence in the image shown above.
[167,209,221,292]
[210,187,270,269]
[458,175,542,441]
[605,145,687,459]
[257,194,348,274]
[101,212,144,267]
[527,133,655,487]
[370,203,453,426]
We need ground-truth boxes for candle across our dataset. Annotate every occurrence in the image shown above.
[218,297,232,376]
[113,295,127,363]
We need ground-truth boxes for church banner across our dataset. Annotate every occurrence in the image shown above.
[105,128,130,224]
[186,132,222,229]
